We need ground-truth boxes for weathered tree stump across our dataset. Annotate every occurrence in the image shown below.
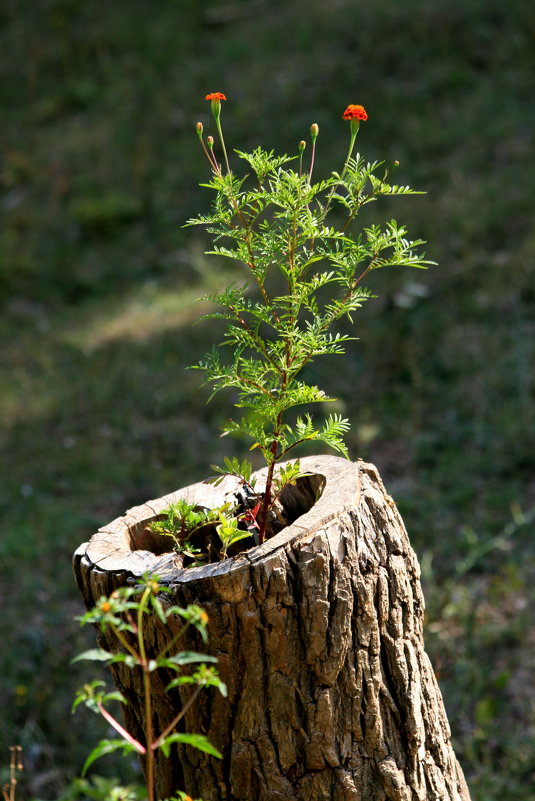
[73,455,471,801]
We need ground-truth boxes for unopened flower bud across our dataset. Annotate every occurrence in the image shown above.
[310,123,319,142]
[196,121,203,140]
[207,135,214,149]
[298,140,306,152]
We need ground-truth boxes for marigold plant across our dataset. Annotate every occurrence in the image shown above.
[188,93,434,544]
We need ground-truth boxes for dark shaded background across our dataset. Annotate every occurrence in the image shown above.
[1,1,534,798]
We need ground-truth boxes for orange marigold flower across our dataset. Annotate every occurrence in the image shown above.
[342,104,368,121]
[205,92,226,101]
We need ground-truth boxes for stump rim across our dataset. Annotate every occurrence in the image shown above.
[75,454,360,585]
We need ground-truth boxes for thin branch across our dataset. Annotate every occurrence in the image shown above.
[226,303,282,374]
[152,685,204,749]
[159,620,191,660]
[97,703,146,754]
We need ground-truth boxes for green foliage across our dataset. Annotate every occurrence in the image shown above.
[73,575,225,801]
[215,512,251,558]
[421,502,535,801]
[2,2,535,797]
[81,741,139,779]
[34,775,146,801]
[148,497,254,560]
[192,109,433,540]
[209,456,256,489]
[148,499,224,550]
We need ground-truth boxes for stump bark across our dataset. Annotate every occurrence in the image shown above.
[73,455,471,801]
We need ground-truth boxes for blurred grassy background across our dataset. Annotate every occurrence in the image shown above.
[1,0,534,798]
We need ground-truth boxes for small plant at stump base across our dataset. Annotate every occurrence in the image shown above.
[73,574,226,801]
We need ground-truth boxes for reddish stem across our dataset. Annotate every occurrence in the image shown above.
[97,702,146,754]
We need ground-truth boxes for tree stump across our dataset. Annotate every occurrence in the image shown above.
[73,455,471,801]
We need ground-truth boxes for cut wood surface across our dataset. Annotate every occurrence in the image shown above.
[73,455,471,801]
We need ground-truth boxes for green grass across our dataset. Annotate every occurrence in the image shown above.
[1,0,534,797]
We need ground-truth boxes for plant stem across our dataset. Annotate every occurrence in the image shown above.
[341,129,358,180]
[110,625,140,661]
[137,588,155,801]
[258,456,276,544]
[142,670,154,801]
[323,128,358,218]
[227,303,281,372]
[236,216,281,327]
[200,138,220,173]
[221,185,282,330]
[4,746,22,801]
[159,621,190,659]
[97,702,146,754]
[258,408,285,543]
[152,685,204,749]
[215,116,230,174]
[308,137,316,182]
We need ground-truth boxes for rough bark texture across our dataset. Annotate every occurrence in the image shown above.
[73,455,471,801]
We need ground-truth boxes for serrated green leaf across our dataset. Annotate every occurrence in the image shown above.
[82,739,142,776]
[166,675,198,689]
[71,648,113,664]
[156,733,222,760]
[109,653,138,668]
[102,691,127,705]
[164,652,218,666]
[151,596,167,625]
